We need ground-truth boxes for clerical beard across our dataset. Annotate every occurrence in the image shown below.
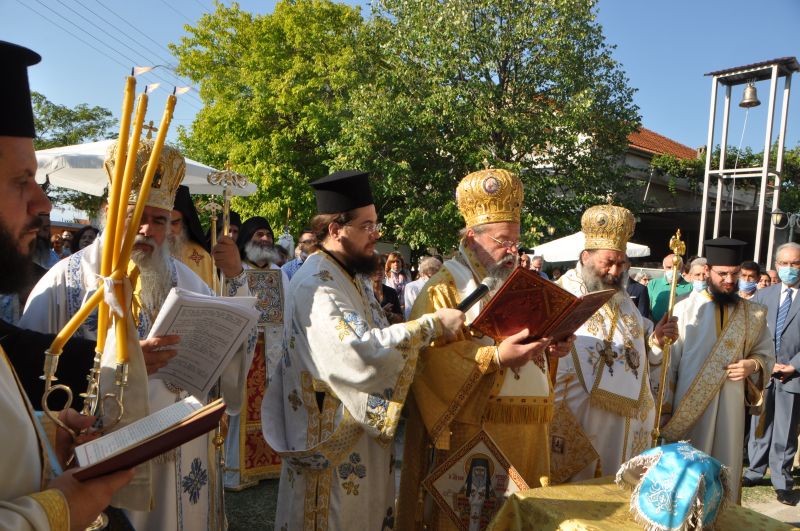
[340,238,380,276]
[579,258,628,306]
[0,222,33,294]
[486,255,515,296]
[131,236,173,314]
[244,241,281,267]
[168,229,187,259]
[708,279,740,305]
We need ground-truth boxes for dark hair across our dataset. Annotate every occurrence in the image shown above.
[310,211,356,243]
[74,225,100,250]
[740,260,761,274]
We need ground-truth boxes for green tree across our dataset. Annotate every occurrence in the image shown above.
[32,91,117,217]
[171,0,372,234]
[330,0,640,251]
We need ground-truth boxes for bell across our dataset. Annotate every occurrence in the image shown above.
[739,82,760,108]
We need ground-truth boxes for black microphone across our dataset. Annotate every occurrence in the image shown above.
[457,278,494,312]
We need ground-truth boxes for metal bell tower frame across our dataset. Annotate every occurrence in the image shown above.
[697,57,799,268]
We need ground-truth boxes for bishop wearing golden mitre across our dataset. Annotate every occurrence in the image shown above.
[552,204,676,483]
[397,168,574,530]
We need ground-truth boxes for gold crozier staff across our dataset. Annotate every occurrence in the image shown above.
[651,229,685,447]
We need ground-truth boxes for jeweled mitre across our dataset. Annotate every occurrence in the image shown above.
[581,204,634,253]
[456,168,523,228]
[104,138,186,211]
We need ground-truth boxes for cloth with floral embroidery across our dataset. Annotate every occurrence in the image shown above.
[615,442,729,531]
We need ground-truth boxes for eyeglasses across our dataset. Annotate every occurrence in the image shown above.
[488,235,520,250]
[709,269,739,279]
[345,221,383,235]
[776,260,800,268]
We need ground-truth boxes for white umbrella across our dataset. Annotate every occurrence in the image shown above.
[35,140,257,196]
[532,231,650,263]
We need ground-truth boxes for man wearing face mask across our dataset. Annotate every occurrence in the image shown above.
[686,257,708,294]
[738,261,761,300]
[648,253,692,322]
[744,242,800,505]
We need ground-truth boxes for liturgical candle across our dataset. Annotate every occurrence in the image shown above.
[96,76,136,355]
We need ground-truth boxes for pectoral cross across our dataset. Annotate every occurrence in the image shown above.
[596,340,616,376]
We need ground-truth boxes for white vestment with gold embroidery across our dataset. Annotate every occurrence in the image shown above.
[262,251,442,531]
[0,347,57,530]
[555,268,657,481]
[657,291,774,500]
[20,238,253,530]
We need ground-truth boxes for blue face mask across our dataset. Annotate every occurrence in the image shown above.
[664,270,674,283]
[692,280,707,292]
[778,266,800,286]
[738,279,758,294]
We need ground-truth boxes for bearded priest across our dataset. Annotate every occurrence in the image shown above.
[553,204,677,482]
[658,237,774,502]
[212,215,289,489]
[20,139,254,530]
[397,168,575,530]
[261,170,465,530]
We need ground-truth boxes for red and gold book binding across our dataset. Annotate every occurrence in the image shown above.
[469,267,614,342]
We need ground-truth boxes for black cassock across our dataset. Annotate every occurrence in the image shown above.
[0,319,95,411]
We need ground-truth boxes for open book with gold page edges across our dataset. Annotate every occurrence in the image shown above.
[470,266,615,342]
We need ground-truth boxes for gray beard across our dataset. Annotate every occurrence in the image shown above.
[578,260,628,306]
[168,230,187,259]
[485,255,515,297]
[245,241,281,266]
[132,241,172,316]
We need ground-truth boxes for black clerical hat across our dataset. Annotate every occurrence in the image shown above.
[310,170,374,214]
[238,216,273,257]
[704,237,746,266]
[0,41,41,138]
[173,185,209,252]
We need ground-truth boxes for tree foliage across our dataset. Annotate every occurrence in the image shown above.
[32,91,117,218]
[171,0,372,234]
[330,0,640,250]
[173,0,639,250]
[650,144,800,209]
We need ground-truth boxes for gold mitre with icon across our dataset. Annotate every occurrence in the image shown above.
[103,138,186,212]
[456,168,523,227]
[581,203,635,253]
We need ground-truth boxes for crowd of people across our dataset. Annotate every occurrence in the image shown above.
[1,39,797,531]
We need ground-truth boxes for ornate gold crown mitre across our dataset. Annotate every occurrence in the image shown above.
[456,168,523,227]
[104,138,186,212]
[581,204,635,253]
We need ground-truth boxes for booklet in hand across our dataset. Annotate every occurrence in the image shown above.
[469,266,615,342]
[73,397,225,481]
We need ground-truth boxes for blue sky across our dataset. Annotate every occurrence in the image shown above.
[2,0,798,152]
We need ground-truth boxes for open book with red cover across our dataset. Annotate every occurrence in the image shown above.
[73,397,225,481]
[470,266,615,342]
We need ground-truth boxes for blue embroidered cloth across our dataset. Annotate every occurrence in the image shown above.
[616,442,728,531]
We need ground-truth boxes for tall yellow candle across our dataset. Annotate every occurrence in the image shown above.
[112,93,149,272]
[50,287,106,355]
[114,93,176,364]
[96,76,136,354]
[117,94,176,271]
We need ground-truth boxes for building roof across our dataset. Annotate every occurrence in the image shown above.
[705,57,800,85]
[628,127,697,160]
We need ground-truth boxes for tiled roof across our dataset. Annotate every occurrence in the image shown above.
[627,127,697,160]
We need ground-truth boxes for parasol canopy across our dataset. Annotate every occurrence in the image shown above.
[35,140,257,196]
[532,231,650,263]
